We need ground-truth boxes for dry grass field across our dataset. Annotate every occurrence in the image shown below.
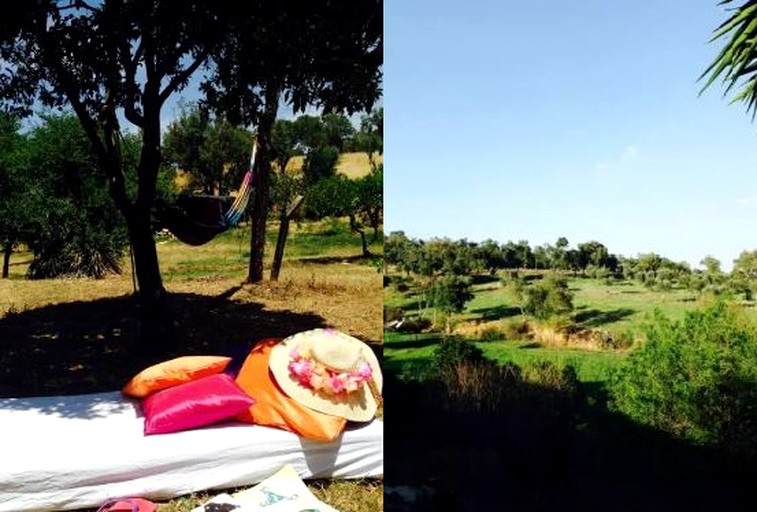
[287,151,383,178]
[0,218,383,512]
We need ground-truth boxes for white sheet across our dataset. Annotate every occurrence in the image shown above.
[0,391,383,511]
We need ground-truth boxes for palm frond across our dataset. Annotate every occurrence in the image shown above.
[700,0,757,118]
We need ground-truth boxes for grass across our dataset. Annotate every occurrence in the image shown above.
[1,218,383,512]
[384,331,624,383]
[151,479,383,512]
[385,272,757,340]
[287,151,383,179]
[382,272,719,386]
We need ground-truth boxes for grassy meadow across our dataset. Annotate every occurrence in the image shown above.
[384,271,757,386]
[1,218,383,512]
[287,151,383,178]
[383,270,757,510]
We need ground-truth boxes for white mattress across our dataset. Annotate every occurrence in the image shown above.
[0,391,383,511]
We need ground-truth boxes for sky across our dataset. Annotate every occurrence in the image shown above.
[384,1,757,271]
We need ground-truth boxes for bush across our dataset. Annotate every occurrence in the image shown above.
[501,318,531,341]
[523,275,574,320]
[590,329,634,350]
[383,306,404,324]
[478,325,504,342]
[608,302,757,456]
[396,316,431,334]
[432,336,487,376]
[522,361,579,395]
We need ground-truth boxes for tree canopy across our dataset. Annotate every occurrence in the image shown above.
[0,0,383,350]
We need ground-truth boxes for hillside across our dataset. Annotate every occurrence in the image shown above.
[174,151,382,192]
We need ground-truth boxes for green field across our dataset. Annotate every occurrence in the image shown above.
[384,331,624,383]
[386,273,757,335]
[384,272,757,385]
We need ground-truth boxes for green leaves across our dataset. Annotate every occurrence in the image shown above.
[609,302,757,455]
[700,1,757,118]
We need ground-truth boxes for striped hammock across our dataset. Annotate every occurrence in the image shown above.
[223,139,257,227]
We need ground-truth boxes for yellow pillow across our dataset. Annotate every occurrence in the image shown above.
[122,355,232,398]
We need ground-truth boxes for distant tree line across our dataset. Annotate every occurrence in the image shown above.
[385,231,757,299]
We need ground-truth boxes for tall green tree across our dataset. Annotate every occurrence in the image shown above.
[0,114,36,278]
[430,274,474,332]
[162,103,252,196]
[1,1,231,350]
[24,114,129,279]
[203,1,382,284]
[354,106,383,170]
[522,275,574,320]
[306,170,382,257]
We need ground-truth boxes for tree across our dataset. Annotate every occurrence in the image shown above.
[306,171,382,257]
[353,107,383,170]
[0,1,234,350]
[24,113,129,279]
[385,231,416,272]
[700,255,725,286]
[609,303,757,457]
[0,114,36,278]
[162,103,252,196]
[430,275,474,332]
[551,236,569,271]
[475,239,505,275]
[1,1,382,349]
[733,250,757,280]
[578,240,610,270]
[321,113,356,152]
[203,1,383,284]
[522,275,574,320]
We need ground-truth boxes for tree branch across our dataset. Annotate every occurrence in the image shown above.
[58,1,98,13]
[40,30,132,217]
[158,51,208,105]
[121,39,145,127]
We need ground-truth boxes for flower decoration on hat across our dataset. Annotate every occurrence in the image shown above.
[288,346,373,396]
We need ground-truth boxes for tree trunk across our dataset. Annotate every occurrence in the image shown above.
[247,82,280,283]
[350,215,371,257]
[127,84,175,354]
[270,212,290,282]
[270,195,304,282]
[127,210,176,355]
[2,242,12,279]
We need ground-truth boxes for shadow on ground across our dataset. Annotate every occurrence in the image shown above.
[0,287,332,401]
[469,304,521,321]
[573,307,634,327]
[291,254,380,265]
[384,371,757,512]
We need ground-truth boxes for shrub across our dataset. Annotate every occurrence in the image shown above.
[522,360,579,395]
[608,302,757,456]
[501,318,531,341]
[396,316,431,334]
[383,306,404,324]
[523,275,574,320]
[588,329,635,350]
[478,325,504,342]
[432,336,487,376]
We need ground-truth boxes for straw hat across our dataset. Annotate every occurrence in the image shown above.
[268,328,382,422]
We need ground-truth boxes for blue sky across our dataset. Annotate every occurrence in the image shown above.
[384,1,757,271]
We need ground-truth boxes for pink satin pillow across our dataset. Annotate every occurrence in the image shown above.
[142,373,255,435]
